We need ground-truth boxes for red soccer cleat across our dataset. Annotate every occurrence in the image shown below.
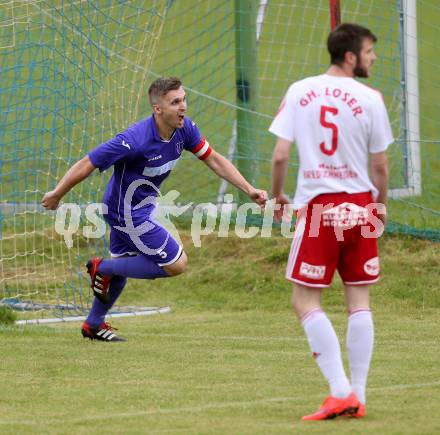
[302,392,360,421]
[86,257,112,303]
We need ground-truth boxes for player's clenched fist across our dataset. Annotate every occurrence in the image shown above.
[42,190,61,210]
[249,188,268,208]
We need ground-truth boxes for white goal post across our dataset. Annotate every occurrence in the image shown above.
[390,0,421,198]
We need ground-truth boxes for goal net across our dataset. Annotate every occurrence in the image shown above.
[1,0,439,319]
[151,0,439,237]
[0,0,170,319]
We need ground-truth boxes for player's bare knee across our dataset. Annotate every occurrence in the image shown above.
[291,287,304,312]
[291,293,305,317]
[163,251,187,276]
[291,284,322,319]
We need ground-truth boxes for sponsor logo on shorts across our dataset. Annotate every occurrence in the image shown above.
[299,262,326,280]
[321,202,368,227]
[364,257,379,276]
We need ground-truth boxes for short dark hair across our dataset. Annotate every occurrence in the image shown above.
[327,23,377,65]
[148,76,182,105]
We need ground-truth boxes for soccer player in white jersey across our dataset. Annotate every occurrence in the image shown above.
[269,23,392,420]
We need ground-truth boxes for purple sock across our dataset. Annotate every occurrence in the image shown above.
[86,275,127,327]
[98,255,168,279]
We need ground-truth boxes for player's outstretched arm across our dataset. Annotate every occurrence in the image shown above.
[203,150,267,207]
[42,155,96,210]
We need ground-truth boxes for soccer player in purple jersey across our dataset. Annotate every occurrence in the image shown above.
[42,77,267,341]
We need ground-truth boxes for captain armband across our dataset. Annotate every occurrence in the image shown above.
[192,137,213,160]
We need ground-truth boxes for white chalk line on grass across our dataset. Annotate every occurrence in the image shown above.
[2,380,439,427]
[142,333,306,342]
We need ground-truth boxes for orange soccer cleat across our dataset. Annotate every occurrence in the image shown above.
[302,392,360,421]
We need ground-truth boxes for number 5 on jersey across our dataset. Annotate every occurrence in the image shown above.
[319,105,338,156]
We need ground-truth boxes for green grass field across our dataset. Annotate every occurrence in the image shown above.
[1,231,439,434]
[1,2,440,433]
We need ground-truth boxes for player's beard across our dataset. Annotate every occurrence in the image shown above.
[353,57,369,78]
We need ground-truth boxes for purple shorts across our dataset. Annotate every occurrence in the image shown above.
[107,217,182,267]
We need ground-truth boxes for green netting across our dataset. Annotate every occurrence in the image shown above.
[0,0,170,313]
[152,0,439,237]
[0,0,438,317]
